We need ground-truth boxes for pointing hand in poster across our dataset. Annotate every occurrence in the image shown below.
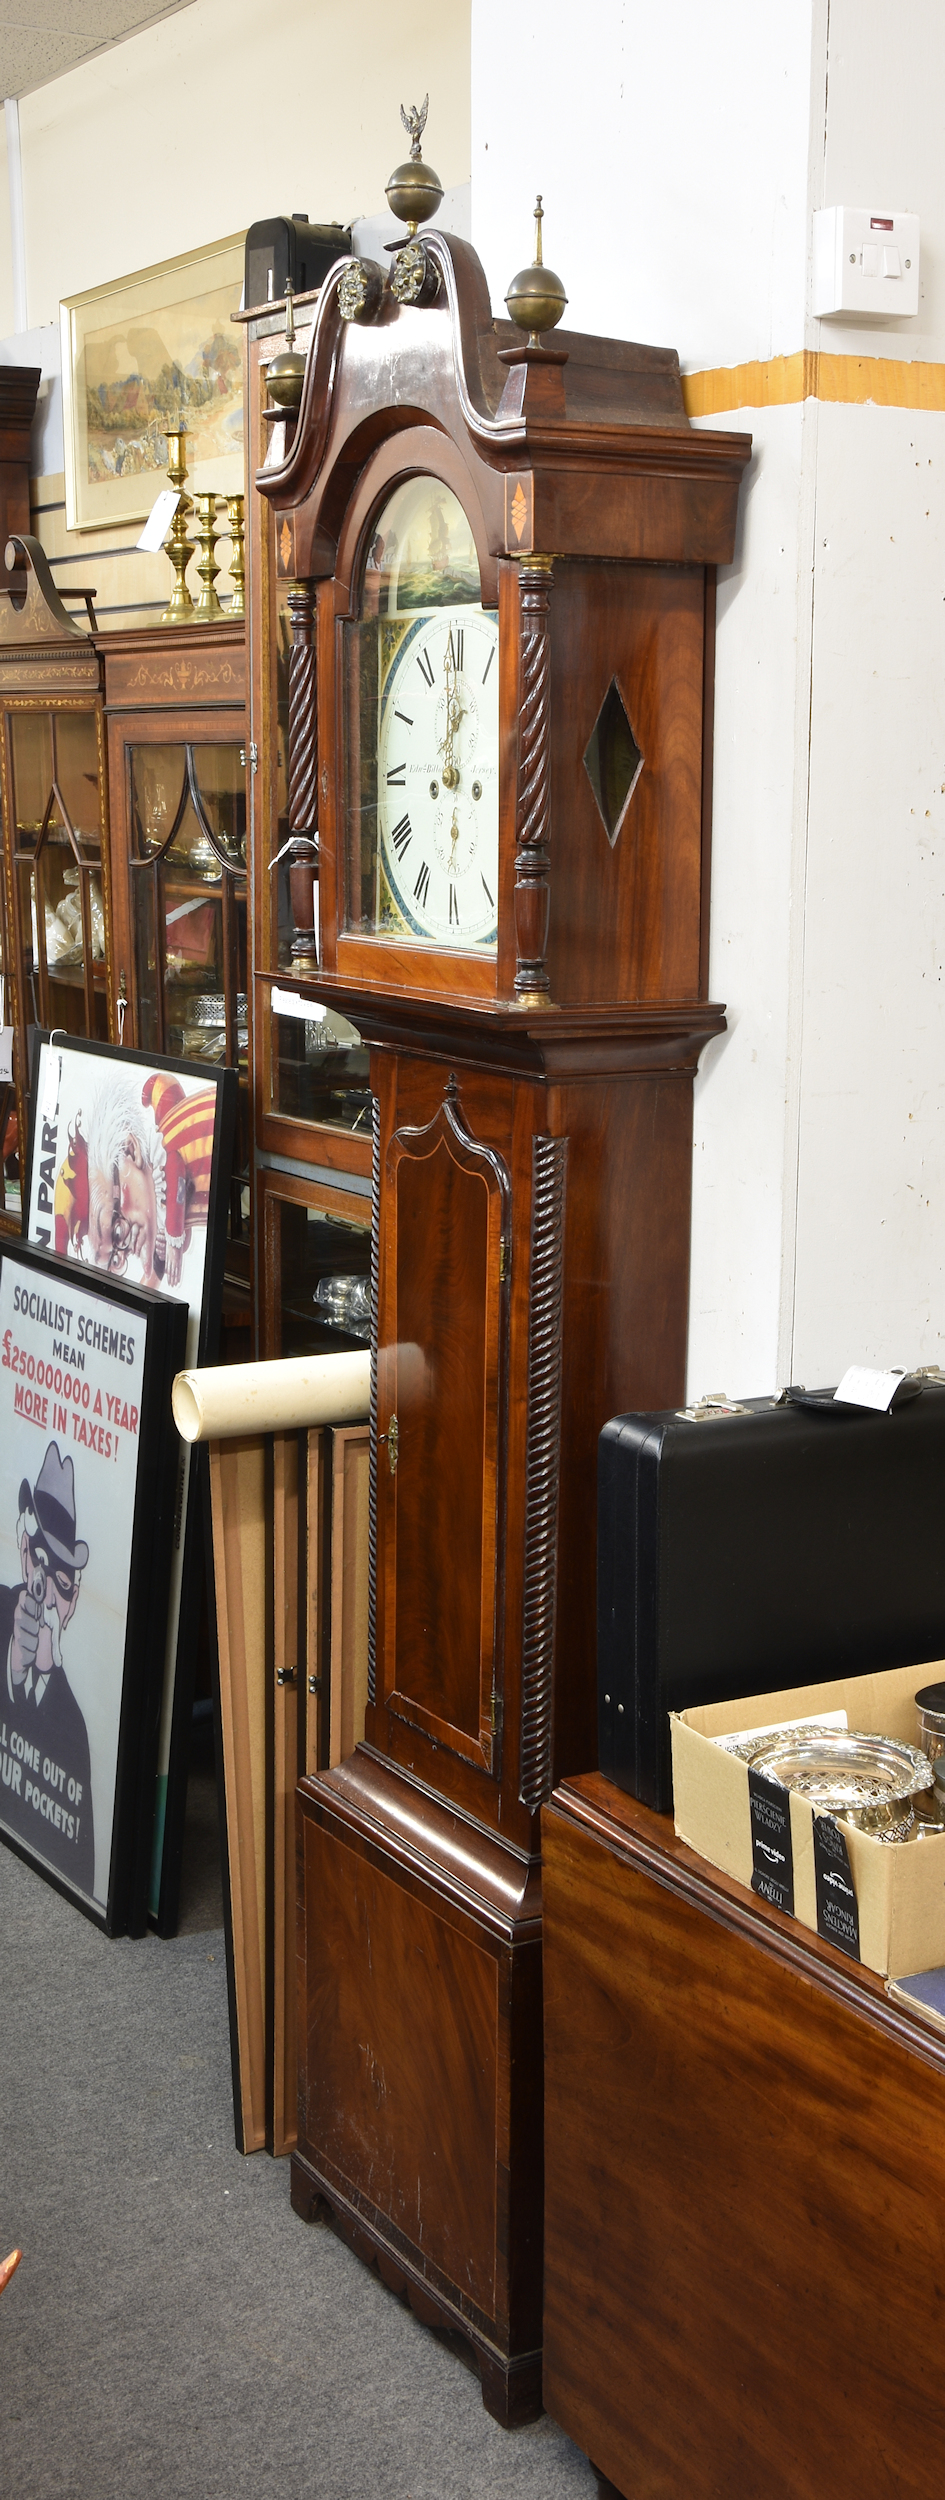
[9,1571,44,1686]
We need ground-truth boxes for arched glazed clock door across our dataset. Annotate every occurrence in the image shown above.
[339,473,500,958]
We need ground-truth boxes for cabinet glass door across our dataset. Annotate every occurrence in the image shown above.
[128,738,248,1236]
[130,741,246,1062]
[258,1167,372,1360]
[9,705,108,1045]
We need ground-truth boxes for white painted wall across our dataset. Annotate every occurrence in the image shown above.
[787,0,945,1381]
[11,0,470,328]
[473,0,945,1396]
[688,400,816,1397]
[474,0,824,1394]
[472,0,816,361]
[0,112,14,337]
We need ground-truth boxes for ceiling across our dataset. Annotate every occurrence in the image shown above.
[1,1,194,104]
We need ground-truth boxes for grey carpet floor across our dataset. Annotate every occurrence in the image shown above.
[0,1791,600,2500]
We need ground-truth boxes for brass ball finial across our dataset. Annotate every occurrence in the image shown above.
[267,279,307,413]
[385,94,444,235]
[505,196,568,347]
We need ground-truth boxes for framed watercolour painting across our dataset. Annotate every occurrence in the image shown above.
[0,1237,186,1933]
[23,1034,236,1932]
[60,234,245,533]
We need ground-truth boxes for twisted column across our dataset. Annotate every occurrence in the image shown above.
[286,582,318,960]
[519,1132,569,1810]
[513,557,554,999]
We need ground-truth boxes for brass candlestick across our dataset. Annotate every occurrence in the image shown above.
[160,428,195,625]
[191,491,224,621]
[225,493,245,619]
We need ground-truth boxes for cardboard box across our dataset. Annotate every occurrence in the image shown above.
[671,1663,945,1977]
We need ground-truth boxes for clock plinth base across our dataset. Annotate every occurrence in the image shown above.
[289,2157,543,2427]
[294,1750,544,2426]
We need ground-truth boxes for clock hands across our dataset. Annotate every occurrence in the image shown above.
[440,631,465,790]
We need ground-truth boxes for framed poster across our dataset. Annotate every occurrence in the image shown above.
[23,1034,236,1932]
[59,233,245,533]
[0,1238,186,1933]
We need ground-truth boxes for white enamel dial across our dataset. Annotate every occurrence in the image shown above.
[376,605,499,948]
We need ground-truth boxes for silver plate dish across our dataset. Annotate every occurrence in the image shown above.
[186,991,249,1027]
[746,1727,933,1837]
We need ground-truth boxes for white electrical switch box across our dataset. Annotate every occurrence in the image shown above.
[813,207,920,319]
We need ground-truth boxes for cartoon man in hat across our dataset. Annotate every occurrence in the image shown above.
[0,1442,94,1896]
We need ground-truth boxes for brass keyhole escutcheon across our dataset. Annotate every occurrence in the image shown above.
[387,1413,399,1475]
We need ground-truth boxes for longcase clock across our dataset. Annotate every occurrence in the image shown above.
[256,223,750,2423]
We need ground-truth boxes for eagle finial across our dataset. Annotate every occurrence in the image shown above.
[401,94,429,160]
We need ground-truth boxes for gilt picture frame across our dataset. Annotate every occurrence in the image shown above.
[60,233,246,533]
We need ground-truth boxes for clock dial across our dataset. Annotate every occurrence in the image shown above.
[377,606,499,948]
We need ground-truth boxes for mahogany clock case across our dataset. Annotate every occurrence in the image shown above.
[252,231,750,2419]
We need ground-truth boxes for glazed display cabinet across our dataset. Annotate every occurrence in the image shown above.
[0,536,112,1225]
[102,623,250,1271]
[239,292,373,1362]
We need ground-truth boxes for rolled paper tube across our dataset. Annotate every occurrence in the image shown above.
[172,1350,370,1444]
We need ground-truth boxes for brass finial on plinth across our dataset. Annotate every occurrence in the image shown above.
[385,95,443,235]
[160,428,195,627]
[505,197,568,346]
[225,493,245,619]
[267,280,307,414]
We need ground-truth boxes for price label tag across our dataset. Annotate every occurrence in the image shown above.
[834,1365,907,1412]
[271,986,325,1023]
[136,488,181,553]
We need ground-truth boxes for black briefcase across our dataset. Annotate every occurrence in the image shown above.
[597,1382,945,1813]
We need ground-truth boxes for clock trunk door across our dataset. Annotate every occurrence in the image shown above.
[379,1085,510,1774]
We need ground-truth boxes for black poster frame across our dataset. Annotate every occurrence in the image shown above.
[0,1236,187,1934]
[22,1032,236,1933]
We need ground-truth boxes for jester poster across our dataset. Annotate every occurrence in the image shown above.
[0,1241,185,1932]
[23,1036,236,1930]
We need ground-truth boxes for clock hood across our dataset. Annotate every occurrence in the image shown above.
[255,228,750,584]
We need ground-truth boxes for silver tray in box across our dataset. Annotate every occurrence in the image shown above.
[747,1726,933,1841]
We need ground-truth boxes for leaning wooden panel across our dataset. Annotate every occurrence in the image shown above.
[208,1437,268,2154]
[328,1425,370,1769]
[271,1431,300,2158]
[304,1429,328,1778]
